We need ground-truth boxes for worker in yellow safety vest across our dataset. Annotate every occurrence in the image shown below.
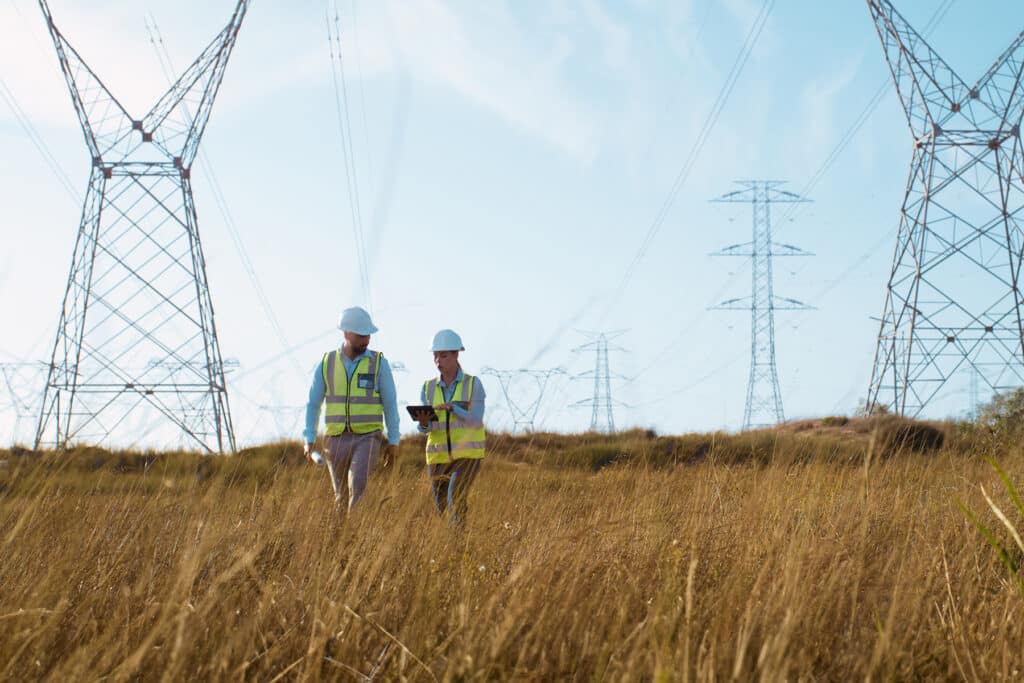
[304,306,400,512]
[411,329,486,528]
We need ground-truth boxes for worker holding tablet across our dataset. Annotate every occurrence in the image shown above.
[410,329,486,528]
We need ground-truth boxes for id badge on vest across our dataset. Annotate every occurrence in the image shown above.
[357,373,375,391]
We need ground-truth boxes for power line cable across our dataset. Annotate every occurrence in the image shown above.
[621,270,742,386]
[638,0,717,164]
[773,2,960,342]
[232,328,338,381]
[627,0,960,415]
[774,0,957,230]
[326,2,373,312]
[143,13,305,378]
[349,0,377,212]
[523,0,774,411]
[0,79,80,205]
[541,1,952,428]
[606,0,775,311]
[524,0,774,392]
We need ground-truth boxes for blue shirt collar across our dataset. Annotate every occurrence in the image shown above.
[439,368,464,388]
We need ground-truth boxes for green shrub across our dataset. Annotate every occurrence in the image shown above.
[977,387,1024,438]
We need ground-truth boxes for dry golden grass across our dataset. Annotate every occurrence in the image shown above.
[1,424,1023,680]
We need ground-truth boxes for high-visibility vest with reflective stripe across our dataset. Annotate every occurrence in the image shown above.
[424,374,486,464]
[321,349,384,436]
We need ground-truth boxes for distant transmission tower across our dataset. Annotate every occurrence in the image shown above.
[257,404,304,440]
[572,331,627,433]
[1,362,48,446]
[710,181,813,430]
[480,367,566,433]
[34,0,250,453]
[866,0,1024,417]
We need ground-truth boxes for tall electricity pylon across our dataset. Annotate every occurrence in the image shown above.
[711,181,813,430]
[480,367,566,433]
[866,0,1024,417]
[572,331,627,433]
[34,0,249,453]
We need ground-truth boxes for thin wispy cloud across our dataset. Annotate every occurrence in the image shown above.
[380,0,600,160]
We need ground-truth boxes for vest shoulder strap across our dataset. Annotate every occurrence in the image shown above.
[368,350,382,382]
[460,375,475,402]
[322,350,338,393]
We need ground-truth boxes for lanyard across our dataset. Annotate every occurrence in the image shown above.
[440,374,462,403]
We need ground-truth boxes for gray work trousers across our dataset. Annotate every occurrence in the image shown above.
[325,431,381,510]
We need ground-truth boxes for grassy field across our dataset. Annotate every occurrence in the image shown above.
[1,418,1023,680]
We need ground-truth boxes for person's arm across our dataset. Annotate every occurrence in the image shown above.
[377,356,400,446]
[450,378,485,426]
[303,360,326,444]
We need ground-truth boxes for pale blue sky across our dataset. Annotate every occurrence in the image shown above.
[2,0,1024,446]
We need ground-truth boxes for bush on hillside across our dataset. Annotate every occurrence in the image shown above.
[868,415,945,456]
[854,399,891,418]
[977,387,1024,437]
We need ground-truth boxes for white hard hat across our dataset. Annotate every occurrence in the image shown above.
[431,329,464,352]
[338,306,378,335]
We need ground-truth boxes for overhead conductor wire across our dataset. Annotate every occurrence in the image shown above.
[632,0,960,414]
[607,0,775,311]
[515,1,773,431]
[326,1,373,313]
[144,13,305,378]
[0,79,80,205]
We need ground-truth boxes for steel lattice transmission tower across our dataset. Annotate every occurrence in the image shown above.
[711,181,813,430]
[480,367,566,433]
[865,0,1024,417]
[572,331,627,433]
[34,0,250,453]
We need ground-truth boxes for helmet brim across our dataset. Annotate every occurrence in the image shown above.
[340,324,378,335]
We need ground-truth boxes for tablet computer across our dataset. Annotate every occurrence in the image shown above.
[406,405,439,421]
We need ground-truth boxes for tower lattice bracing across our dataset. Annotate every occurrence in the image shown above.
[711,181,812,430]
[866,0,1024,417]
[35,0,249,452]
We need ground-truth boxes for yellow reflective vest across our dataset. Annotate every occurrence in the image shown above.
[321,349,384,436]
[424,373,486,464]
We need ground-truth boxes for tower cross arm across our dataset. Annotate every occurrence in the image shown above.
[710,182,811,204]
[867,0,972,135]
[711,241,754,257]
[771,242,814,257]
[142,0,250,166]
[763,188,811,204]
[772,296,814,311]
[709,297,753,311]
[972,29,1024,123]
[574,370,630,381]
[571,397,630,409]
[572,342,628,354]
[38,0,134,160]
